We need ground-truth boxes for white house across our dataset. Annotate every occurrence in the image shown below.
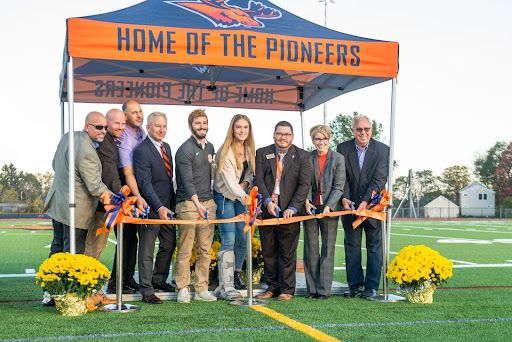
[424,196,459,218]
[459,181,495,217]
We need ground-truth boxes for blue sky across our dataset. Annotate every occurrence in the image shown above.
[1,0,511,178]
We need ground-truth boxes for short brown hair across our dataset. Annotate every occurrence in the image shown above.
[188,108,207,126]
[309,125,331,141]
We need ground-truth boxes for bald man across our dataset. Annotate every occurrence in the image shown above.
[42,112,113,306]
[85,109,126,261]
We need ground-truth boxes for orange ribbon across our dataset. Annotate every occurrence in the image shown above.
[99,187,390,235]
[352,190,392,229]
[96,185,137,236]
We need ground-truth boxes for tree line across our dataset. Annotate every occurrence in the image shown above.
[0,163,53,213]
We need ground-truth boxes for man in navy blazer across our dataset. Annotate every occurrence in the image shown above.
[133,112,176,304]
[337,114,389,300]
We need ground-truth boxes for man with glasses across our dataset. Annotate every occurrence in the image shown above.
[254,121,311,301]
[42,112,113,305]
[337,114,389,300]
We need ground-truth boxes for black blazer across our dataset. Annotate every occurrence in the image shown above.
[133,137,176,218]
[337,138,389,227]
[96,132,122,212]
[254,144,312,219]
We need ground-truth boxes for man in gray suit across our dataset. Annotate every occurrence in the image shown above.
[337,114,389,300]
[44,111,112,256]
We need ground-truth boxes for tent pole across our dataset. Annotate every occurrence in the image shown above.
[68,56,76,255]
[369,78,404,302]
[60,102,65,137]
[300,109,305,149]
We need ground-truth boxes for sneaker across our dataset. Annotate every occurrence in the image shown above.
[42,290,55,307]
[177,288,191,304]
[194,290,217,302]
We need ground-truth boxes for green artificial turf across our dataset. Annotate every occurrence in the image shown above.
[0,219,511,341]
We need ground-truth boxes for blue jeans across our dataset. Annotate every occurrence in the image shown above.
[213,190,247,271]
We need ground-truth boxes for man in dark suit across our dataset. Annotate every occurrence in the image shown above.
[254,121,311,301]
[133,112,176,304]
[85,109,125,261]
[337,114,389,300]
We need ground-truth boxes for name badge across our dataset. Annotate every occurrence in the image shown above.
[266,153,275,159]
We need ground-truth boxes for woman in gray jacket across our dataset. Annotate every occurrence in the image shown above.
[213,114,255,290]
[304,125,346,300]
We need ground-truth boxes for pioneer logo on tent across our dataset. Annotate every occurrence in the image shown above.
[164,0,281,28]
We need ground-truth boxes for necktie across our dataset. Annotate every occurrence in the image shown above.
[160,143,172,177]
[271,152,286,205]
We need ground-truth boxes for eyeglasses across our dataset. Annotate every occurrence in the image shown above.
[87,123,108,131]
[353,127,371,134]
[275,132,293,138]
[313,138,329,143]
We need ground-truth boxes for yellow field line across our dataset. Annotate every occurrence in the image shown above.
[251,305,341,342]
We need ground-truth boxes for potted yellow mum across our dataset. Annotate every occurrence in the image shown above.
[36,253,110,316]
[386,245,453,303]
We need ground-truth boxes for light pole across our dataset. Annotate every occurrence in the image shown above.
[319,0,335,125]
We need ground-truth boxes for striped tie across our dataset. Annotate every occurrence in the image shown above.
[160,143,172,177]
[271,152,286,205]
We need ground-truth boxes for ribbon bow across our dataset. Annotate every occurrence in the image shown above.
[352,189,392,229]
[243,186,262,237]
[96,185,137,235]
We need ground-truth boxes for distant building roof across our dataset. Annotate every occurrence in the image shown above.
[459,181,495,193]
[424,195,459,208]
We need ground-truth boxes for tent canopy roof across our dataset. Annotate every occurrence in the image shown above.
[61,0,398,111]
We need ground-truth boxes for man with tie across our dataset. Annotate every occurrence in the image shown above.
[133,112,177,304]
[253,121,311,301]
[337,114,389,299]
[85,108,126,261]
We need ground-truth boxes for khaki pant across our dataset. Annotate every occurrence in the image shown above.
[85,211,110,261]
[175,199,216,293]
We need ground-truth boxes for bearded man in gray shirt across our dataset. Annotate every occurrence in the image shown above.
[174,108,217,303]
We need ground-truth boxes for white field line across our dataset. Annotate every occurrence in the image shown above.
[393,225,512,234]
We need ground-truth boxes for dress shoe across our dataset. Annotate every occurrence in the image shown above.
[360,288,377,299]
[234,271,247,290]
[125,278,140,291]
[42,291,55,306]
[106,285,135,294]
[317,295,328,300]
[276,293,293,301]
[153,282,174,292]
[142,293,163,304]
[306,293,318,299]
[255,291,274,299]
[343,285,364,298]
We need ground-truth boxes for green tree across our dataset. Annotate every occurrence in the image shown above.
[474,141,508,188]
[493,142,512,204]
[414,170,444,206]
[441,165,471,203]
[36,171,54,196]
[1,188,19,204]
[0,163,20,190]
[392,176,408,202]
[328,111,383,148]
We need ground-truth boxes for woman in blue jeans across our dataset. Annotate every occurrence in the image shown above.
[213,114,255,290]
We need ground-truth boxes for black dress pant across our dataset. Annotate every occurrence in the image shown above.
[259,221,300,295]
[108,223,139,286]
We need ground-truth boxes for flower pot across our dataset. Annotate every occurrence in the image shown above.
[407,283,436,304]
[241,269,263,285]
[53,293,88,316]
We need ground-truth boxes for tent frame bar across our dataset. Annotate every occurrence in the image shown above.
[68,56,76,254]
